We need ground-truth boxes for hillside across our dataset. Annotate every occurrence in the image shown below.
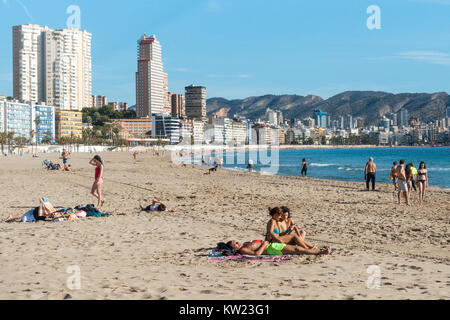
[206,91,450,125]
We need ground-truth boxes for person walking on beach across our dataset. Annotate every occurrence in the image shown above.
[396,159,410,206]
[390,161,398,191]
[364,157,377,191]
[89,155,104,208]
[417,161,428,204]
[301,158,307,177]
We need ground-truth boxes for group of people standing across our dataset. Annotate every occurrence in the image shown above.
[390,159,428,205]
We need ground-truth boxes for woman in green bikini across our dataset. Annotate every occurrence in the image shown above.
[227,240,331,256]
[265,207,316,250]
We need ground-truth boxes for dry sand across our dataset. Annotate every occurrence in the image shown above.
[0,151,449,300]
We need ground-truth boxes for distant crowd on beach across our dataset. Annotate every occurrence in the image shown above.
[364,157,429,205]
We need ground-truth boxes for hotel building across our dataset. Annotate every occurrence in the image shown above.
[136,35,165,118]
[55,109,82,140]
[115,119,153,139]
[13,24,92,110]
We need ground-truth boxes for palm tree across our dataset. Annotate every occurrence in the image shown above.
[34,116,41,153]
[7,132,15,154]
[0,133,7,155]
[30,130,35,155]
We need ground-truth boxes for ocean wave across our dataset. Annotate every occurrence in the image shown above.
[310,163,336,167]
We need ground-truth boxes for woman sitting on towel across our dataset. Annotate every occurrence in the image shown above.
[265,207,317,250]
[227,240,331,256]
[140,199,167,212]
[280,206,311,241]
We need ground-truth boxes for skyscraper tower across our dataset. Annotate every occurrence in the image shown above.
[136,34,165,118]
[13,24,92,110]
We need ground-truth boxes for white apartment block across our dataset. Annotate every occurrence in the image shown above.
[232,121,247,145]
[13,24,92,111]
[136,35,165,117]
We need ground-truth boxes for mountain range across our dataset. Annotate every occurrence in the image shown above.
[206,91,450,126]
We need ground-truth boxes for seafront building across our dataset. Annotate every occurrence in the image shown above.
[115,119,152,139]
[185,85,206,122]
[0,96,55,143]
[1,99,32,139]
[32,102,55,143]
[13,24,92,110]
[55,109,82,140]
[152,114,180,145]
[136,34,165,118]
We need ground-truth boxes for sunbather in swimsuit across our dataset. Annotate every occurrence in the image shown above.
[227,240,331,256]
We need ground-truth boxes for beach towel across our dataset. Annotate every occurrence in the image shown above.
[208,249,292,263]
[74,204,112,217]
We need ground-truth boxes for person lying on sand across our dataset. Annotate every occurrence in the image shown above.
[140,199,167,212]
[227,240,331,256]
[265,207,317,250]
[5,207,46,223]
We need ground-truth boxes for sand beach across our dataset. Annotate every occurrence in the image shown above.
[0,151,449,300]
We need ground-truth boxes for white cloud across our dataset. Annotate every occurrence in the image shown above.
[398,51,450,65]
[15,0,33,20]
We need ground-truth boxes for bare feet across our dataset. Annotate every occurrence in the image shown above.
[319,247,332,255]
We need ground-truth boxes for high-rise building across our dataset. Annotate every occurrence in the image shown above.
[171,93,185,118]
[185,85,206,121]
[13,24,92,110]
[398,109,408,127]
[446,105,450,118]
[313,109,328,128]
[136,34,165,118]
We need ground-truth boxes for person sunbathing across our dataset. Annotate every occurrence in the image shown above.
[265,207,317,250]
[140,199,167,212]
[5,207,46,223]
[227,240,331,256]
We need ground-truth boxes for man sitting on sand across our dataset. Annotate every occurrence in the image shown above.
[227,240,331,256]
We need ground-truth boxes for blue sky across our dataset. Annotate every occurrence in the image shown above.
[0,0,450,105]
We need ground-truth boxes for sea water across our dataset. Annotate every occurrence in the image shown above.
[196,147,450,189]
